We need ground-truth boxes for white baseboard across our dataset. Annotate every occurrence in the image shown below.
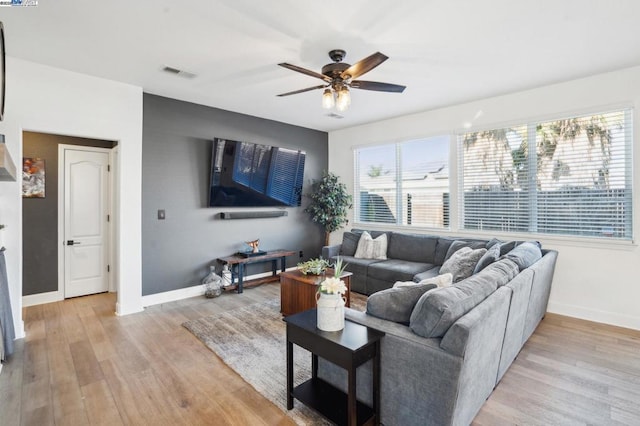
[22,290,63,308]
[547,300,640,331]
[141,268,296,308]
[142,284,206,307]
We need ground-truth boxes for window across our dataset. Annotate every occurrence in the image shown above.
[459,109,632,240]
[354,136,450,227]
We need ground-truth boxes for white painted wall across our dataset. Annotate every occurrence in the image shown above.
[0,57,144,338]
[329,66,640,331]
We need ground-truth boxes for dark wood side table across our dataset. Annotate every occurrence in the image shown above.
[217,249,295,293]
[280,269,352,316]
[285,309,385,426]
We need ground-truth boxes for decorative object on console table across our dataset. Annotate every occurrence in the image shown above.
[217,249,295,293]
[246,238,260,253]
[316,257,348,331]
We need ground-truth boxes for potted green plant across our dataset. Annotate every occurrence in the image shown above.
[305,172,353,246]
[297,257,330,275]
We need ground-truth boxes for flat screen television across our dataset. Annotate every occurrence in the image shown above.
[209,138,306,207]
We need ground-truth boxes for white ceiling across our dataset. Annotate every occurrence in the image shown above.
[2,0,640,132]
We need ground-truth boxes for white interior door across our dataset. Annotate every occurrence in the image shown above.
[63,148,110,298]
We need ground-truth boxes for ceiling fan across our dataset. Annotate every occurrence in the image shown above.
[277,49,406,112]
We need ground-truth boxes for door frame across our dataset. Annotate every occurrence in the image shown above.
[57,144,116,298]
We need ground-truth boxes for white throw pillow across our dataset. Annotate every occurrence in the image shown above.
[354,231,388,260]
[393,273,453,289]
[419,273,453,288]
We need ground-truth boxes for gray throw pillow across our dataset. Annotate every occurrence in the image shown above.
[481,258,520,286]
[473,243,500,274]
[498,240,518,256]
[367,283,437,324]
[443,240,487,263]
[440,247,487,283]
[502,241,542,271]
[340,232,361,256]
[410,272,498,338]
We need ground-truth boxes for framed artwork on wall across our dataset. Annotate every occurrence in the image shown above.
[22,157,45,198]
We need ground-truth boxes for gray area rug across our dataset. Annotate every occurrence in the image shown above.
[183,299,331,425]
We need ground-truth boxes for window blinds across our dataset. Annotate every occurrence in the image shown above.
[459,109,632,240]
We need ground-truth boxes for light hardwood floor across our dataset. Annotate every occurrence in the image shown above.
[1,283,639,425]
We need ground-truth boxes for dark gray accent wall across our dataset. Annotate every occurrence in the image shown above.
[142,94,328,296]
[22,131,115,296]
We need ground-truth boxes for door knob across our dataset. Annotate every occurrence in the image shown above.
[66,240,81,245]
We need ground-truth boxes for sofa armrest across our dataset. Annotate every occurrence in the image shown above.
[319,310,463,426]
[321,244,342,259]
[439,286,511,425]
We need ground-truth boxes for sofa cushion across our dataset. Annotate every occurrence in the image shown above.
[502,241,542,271]
[434,238,455,265]
[478,258,520,287]
[473,243,500,274]
[354,231,388,260]
[367,259,435,283]
[387,233,438,263]
[440,247,487,283]
[443,239,488,263]
[338,256,384,277]
[340,232,361,256]
[410,270,498,338]
[367,283,437,324]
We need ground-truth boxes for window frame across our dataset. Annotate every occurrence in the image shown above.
[353,135,452,230]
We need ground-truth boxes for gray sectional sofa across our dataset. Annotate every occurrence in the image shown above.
[319,229,558,426]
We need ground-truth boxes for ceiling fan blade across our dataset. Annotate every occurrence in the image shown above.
[278,63,330,82]
[341,52,388,80]
[277,84,327,97]
[350,80,406,93]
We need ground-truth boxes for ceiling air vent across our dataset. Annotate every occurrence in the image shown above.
[162,66,197,79]
[326,113,344,119]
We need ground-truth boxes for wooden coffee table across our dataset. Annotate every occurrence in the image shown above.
[280,269,352,316]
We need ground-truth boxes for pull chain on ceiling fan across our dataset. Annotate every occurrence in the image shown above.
[278,49,406,112]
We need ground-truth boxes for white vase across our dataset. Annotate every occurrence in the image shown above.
[316,292,345,331]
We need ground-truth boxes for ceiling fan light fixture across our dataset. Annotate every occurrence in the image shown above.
[336,86,350,112]
[322,88,335,109]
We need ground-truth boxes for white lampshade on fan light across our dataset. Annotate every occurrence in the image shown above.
[322,88,335,109]
[335,86,351,112]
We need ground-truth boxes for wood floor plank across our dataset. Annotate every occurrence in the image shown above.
[69,339,104,387]
[50,378,90,425]
[2,286,639,425]
[80,379,124,426]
